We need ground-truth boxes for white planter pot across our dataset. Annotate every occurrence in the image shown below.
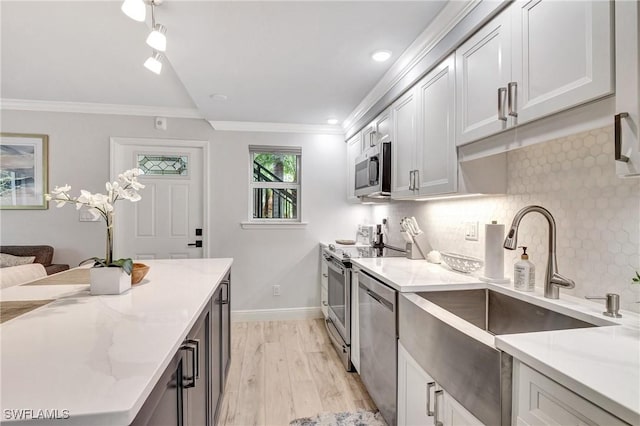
[90,267,131,295]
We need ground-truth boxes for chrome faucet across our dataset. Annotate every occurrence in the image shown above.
[504,205,575,299]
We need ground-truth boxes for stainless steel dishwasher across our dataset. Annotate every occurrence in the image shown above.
[358,271,397,426]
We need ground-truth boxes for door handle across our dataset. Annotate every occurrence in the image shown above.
[426,382,436,416]
[507,82,518,117]
[434,389,444,426]
[181,343,197,388]
[188,240,203,248]
[615,113,630,162]
[497,87,508,121]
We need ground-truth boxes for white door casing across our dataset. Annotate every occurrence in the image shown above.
[110,137,209,260]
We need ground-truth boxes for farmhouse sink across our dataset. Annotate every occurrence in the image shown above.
[417,289,598,335]
[398,289,611,426]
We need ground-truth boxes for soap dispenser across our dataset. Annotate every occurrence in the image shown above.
[514,246,535,292]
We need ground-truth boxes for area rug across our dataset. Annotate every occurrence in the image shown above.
[289,410,387,426]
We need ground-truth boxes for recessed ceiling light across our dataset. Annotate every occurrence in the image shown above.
[327,118,339,125]
[372,50,392,62]
[209,94,228,101]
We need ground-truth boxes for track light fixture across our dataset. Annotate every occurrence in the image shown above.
[121,0,167,74]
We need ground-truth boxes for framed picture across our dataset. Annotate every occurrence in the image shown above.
[0,133,48,210]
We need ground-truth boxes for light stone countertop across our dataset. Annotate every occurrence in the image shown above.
[0,258,233,425]
[351,256,640,425]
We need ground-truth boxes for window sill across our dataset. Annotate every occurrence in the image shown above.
[240,221,309,230]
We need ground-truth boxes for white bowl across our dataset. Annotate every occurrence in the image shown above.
[440,252,483,273]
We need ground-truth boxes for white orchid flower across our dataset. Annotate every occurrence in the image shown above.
[51,185,71,195]
[55,200,66,208]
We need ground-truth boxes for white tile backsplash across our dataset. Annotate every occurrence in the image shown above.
[372,126,640,312]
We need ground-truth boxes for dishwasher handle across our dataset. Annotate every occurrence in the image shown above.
[361,283,394,312]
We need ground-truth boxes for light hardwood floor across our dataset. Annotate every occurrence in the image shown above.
[218,319,376,426]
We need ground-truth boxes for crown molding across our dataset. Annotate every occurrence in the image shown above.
[209,120,344,135]
[343,0,481,134]
[0,98,202,119]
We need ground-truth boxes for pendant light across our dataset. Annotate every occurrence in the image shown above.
[144,52,163,75]
[121,0,146,22]
[145,1,167,52]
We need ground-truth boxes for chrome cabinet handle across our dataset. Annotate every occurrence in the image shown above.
[409,170,415,190]
[221,281,230,305]
[434,389,444,426]
[508,82,518,117]
[426,382,436,416]
[322,273,328,278]
[370,130,377,147]
[184,339,200,379]
[414,169,420,191]
[181,343,197,388]
[497,87,508,121]
[614,113,630,162]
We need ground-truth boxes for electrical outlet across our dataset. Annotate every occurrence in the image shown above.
[272,285,281,296]
[465,221,479,241]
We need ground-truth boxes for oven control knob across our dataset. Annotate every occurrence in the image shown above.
[329,244,336,251]
[343,252,351,259]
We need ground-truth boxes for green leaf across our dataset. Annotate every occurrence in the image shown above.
[633,271,640,284]
[81,256,134,275]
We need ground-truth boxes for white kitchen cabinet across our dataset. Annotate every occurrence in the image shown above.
[398,342,436,426]
[398,342,483,426]
[512,360,628,426]
[415,54,457,196]
[455,9,512,145]
[391,89,417,198]
[350,266,360,372]
[615,0,640,177]
[512,0,613,125]
[374,108,392,144]
[346,132,362,202]
[456,0,613,146]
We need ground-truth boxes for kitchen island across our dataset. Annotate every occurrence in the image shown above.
[0,258,232,426]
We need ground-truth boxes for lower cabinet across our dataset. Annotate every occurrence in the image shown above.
[320,252,329,318]
[512,360,628,426]
[350,266,360,372]
[132,273,232,426]
[398,342,483,426]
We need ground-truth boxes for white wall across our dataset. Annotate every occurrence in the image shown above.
[0,109,368,313]
[0,110,215,267]
[208,130,369,311]
[372,126,640,312]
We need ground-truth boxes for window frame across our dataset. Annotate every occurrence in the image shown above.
[246,145,303,225]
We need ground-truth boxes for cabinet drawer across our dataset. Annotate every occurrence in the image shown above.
[513,361,628,426]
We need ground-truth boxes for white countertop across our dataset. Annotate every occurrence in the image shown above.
[351,256,640,425]
[0,258,233,426]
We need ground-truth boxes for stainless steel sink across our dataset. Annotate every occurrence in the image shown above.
[417,289,596,335]
[398,289,605,426]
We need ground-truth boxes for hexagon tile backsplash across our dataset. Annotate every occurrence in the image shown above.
[372,126,640,312]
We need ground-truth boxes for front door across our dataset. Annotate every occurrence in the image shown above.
[111,138,207,260]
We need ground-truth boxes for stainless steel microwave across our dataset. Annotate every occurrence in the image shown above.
[354,142,391,198]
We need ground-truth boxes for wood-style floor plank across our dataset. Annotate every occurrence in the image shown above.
[219,319,377,426]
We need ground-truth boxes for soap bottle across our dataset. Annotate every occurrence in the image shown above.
[514,246,535,292]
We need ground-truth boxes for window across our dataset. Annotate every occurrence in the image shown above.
[249,145,301,222]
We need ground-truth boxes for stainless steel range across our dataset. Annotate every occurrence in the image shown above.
[322,241,404,372]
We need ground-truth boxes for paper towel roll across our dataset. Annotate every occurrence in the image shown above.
[483,222,505,280]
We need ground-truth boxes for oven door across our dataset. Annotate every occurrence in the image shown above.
[325,256,350,344]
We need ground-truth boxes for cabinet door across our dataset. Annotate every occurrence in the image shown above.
[375,109,392,144]
[131,351,184,426]
[456,9,512,145]
[615,0,640,177]
[210,288,222,424]
[442,392,484,426]
[397,342,436,426]
[391,88,417,198]
[415,54,457,196]
[362,124,377,150]
[185,305,211,426]
[350,268,360,372]
[513,360,628,426]
[221,275,231,384]
[511,0,613,126]
[346,133,362,202]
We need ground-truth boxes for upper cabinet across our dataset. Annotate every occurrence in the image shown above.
[346,132,362,203]
[390,88,418,198]
[615,0,640,177]
[456,0,613,146]
[415,55,457,196]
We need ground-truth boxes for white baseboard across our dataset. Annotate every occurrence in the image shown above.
[231,307,323,322]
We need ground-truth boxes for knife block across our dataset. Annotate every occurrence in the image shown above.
[405,242,424,260]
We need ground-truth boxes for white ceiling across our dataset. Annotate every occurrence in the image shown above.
[1,1,448,125]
